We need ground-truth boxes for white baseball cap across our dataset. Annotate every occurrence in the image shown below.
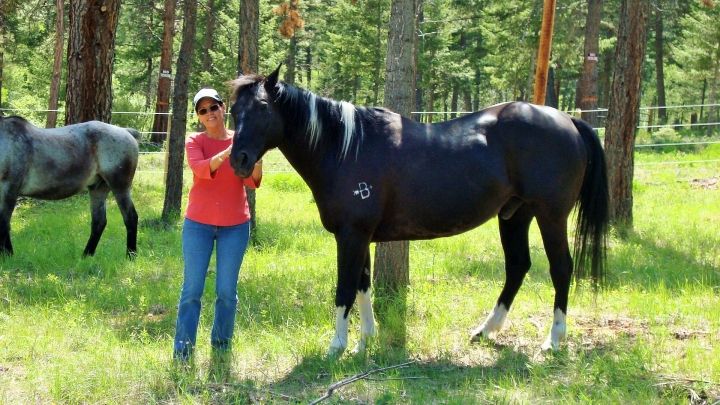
[192,88,223,112]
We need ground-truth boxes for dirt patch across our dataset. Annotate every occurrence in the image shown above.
[572,315,650,348]
[690,177,718,190]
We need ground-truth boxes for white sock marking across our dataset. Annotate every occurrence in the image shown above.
[542,308,567,351]
[472,303,508,339]
[353,289,376,353]
[329,306,349,355]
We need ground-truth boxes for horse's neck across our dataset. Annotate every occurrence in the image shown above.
[278,131,329,191]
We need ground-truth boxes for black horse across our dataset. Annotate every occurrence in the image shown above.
[0,116,139,258]
[229,66,608,354]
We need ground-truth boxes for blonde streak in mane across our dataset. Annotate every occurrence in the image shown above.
[339,101,356,160]
[307,92,320,148]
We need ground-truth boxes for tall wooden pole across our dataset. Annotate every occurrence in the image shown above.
[533,0,556,105]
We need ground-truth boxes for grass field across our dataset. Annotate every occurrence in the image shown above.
[1,144,718,403]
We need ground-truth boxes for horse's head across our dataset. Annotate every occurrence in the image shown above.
[228,65,285,177]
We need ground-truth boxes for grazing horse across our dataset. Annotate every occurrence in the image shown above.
[0,116,139,258]
[228,66,608,354]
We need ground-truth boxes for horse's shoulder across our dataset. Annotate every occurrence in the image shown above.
[0,115,35,138]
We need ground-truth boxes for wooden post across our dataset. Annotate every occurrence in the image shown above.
[533,0,556,105]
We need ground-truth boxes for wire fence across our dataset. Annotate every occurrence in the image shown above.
[3,104,719,176]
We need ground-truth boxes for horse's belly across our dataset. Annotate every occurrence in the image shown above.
[20,170,97,200]
[372,201,502,242]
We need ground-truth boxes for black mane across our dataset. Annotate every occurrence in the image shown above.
[231,76,389,160]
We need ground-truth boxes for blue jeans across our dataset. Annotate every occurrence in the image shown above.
[173,218,250,358]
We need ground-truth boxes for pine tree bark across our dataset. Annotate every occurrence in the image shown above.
[238,0,260,232]
[284,35,297,84]
[604,0,649,229]
[46,0,64,128]
[654,6,667,124]
[201,0,216,75]
[238,0,259,76]
[65,0,121,124]
[150,0,176,144]
[374,0,417,349]
[162,0,197,221]
[576,0,602,126]
[0,6,6,110]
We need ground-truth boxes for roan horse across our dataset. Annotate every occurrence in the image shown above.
[0,116,139,258]
[228,66,608,354]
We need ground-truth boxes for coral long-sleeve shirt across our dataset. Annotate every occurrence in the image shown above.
[185,133,260,226]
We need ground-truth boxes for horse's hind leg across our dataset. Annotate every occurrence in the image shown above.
[352,248,376,353]
[83,183,110,257]
[471,207,533,342]
[0,188,17,256]
[536,214,573,351]
[113,189,138,258]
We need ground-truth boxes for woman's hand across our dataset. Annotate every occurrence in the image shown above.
[210,144,233,173]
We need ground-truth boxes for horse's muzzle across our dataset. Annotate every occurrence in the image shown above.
[230,151,254,178]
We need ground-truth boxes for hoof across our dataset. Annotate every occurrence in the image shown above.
[540,337,561,352]
[469,325,494,343]
[328,336,347,358]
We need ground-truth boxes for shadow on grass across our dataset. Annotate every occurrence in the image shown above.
[155,337,696,403]
[606,228,720,290]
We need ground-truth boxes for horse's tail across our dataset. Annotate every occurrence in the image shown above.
[571,117,609,288]
[125,127,141,142]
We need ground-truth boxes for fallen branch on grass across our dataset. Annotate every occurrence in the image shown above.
[309,360,417,404]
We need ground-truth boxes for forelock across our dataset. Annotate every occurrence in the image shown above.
[228,74,264,104]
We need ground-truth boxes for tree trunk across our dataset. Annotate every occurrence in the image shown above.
[201,0,216,75]
[708,36,720,136]
[144,56,153,111]
[162,0,197,221]
[371,0,384,106]
[545,66,559,108]
[46,0,65,128]
[238,0,260,233]
[0,9,5,110]
[415,2,424,119]
[284,35,297,84]
[604,0,649,229]
[654,5,667,125]
[238,0,259,76]
[533,0,556,105]
[576,0,602,126]
[150,0,176,145]
[450,83,458,118]
[374,0,417,349]
[65,0,121,124]
[305,46,312,87]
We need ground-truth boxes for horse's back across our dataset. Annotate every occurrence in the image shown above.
[368,102,589,240]
[12,120,140,199]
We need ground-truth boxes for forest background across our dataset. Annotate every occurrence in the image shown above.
[1,0,719,135]
[1,1,719,402]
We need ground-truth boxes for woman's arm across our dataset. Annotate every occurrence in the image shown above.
[208,144,232,173]
[243,159,263,188]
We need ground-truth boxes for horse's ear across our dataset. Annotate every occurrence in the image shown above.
[264,63,282,93]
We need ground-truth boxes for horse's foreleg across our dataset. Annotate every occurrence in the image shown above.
[113,190,138,258]
[83,186,109,257]
[472,208,533,342]
[0,190,16,256]
[352,248,376,354]
[536,215,572,351]
[329,229,371,356]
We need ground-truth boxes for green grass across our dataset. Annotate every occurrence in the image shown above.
[1,147,718,403]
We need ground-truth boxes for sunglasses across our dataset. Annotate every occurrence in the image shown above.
[198,104,221,116]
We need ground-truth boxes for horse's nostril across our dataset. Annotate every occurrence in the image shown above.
[239,152,249,167]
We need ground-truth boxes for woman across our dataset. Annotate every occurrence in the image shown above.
[173,88,262,361]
